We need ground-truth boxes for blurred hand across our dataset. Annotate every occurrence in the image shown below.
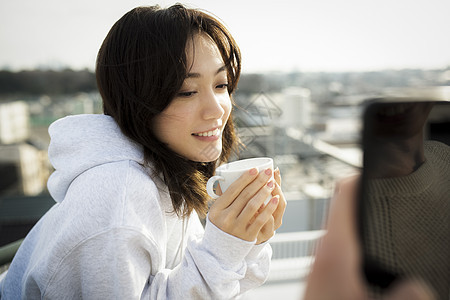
[208,167,279,242]
[303,175,435,300]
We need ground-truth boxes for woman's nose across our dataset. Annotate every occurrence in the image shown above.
[202,90,227,120]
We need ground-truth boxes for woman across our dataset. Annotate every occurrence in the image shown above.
[0,4,286,299]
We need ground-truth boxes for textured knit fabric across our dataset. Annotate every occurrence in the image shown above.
[363,140,450,299]
[0,114,272,299]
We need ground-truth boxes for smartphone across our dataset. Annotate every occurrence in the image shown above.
[358,87,450,298]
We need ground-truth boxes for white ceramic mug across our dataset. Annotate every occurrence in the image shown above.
[206,157,274,204]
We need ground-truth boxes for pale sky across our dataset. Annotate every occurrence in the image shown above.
[1,0,450,73]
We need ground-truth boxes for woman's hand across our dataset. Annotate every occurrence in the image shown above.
[303,175,435,300]
[254,167,286,244]
[208,168,280,242]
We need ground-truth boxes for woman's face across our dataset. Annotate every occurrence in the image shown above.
[152,33,232,162]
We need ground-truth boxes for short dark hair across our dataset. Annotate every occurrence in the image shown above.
[96,4,241,217]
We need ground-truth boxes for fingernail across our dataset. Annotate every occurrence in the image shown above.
[271,196,279,204]
[267,180,274,188]
[265,168,272,176]
[249,168,258,175]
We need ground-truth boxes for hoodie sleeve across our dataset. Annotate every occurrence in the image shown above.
[41,228,158,299]
[41,219,270,300]
[149,217,271,299]
[240,241,273,293]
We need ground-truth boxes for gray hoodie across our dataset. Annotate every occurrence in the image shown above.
[0,114,271,299]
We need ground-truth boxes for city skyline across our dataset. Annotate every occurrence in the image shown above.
[1,0,450,73]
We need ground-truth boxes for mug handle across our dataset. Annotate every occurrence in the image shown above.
[206,175,225,199]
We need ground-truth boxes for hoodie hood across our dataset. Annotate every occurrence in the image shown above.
[47,114,144,203]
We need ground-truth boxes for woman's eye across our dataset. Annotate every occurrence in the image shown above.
[177,91,197,97]
[216,83,229,89]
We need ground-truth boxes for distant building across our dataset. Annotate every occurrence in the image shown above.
[0,100,50,196]
[0,101,29,145]
[0,143,49,196]
[281,87,311,129]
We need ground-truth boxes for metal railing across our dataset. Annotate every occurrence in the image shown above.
[0,239,23,267]
[268,230,325,282]
[0,238,23,277]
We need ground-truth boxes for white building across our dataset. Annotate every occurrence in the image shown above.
[0,100,50,196]
[281,87,311,129]
[0,101,29,145]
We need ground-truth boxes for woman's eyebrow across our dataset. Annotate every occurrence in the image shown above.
[186,65,226,78]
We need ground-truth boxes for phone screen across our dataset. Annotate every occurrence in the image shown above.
[358,94,450,299]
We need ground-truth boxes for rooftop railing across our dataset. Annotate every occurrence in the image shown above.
[268,230,325,282]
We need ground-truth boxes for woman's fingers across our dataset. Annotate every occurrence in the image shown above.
[216,183,222,196]
[274,167,281,186]
[271,181,286,230]
[223,168,274,217]
[256,215,275,244]
[209,166,286,243]
[246,195,279,237]
[235,174,275,222]
[211,167,259,210]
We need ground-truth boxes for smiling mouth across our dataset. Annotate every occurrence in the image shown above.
[192,128,220,137]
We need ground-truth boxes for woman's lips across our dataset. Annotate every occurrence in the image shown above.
[192,128,220,137]
[192,128,221,141]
